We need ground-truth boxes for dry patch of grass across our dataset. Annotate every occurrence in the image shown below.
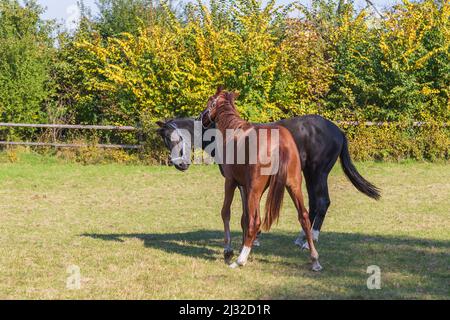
[0,155,448,299]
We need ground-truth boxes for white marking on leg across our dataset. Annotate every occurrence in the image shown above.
[296,229,320,248]
[312,259,322,272]
[236,246,252,266]
[301,241,310,250]
[312,229,320,242]
[294,230,305,246]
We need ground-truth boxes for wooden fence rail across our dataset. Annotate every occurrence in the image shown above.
[335,121,448,127]
[0,123,137,131]
[0,123,141,149]
[0,141,142,149]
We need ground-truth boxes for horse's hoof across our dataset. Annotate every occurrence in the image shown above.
[252,239,261,247]
[224,250,234,263]
[312,261,323,272]
[229,260,247,268]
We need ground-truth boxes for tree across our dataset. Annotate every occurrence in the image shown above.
[94,0,167,38]
[0,0,55,127]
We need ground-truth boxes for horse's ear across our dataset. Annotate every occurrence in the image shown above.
[216,85,224,94]
[156,120,165,128]
[227,91,240,105]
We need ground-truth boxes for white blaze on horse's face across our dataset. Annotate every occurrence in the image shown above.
[168,125,191,170]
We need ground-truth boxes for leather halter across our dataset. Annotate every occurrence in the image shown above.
[198,97,219,129]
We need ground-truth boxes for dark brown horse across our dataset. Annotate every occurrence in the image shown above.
[200,87,322,271]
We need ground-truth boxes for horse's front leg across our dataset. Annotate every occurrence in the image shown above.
[222,179,236,263]
[230,189,261,268]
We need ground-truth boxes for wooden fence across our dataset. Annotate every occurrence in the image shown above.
[0,123,141,149]
[335,121,448,127]
[0,121,447,150]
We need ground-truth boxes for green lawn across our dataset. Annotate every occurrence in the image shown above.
[0,154,449,299]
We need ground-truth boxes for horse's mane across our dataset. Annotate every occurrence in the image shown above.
[215,92,250,131]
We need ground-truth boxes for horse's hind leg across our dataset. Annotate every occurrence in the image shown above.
[311,176,330,240]
[296,172,330,250]
[295,170,317,247]
[287,177,322,271]
[222,179,237,263]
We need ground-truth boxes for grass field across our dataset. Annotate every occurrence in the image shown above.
[0,153,448,299]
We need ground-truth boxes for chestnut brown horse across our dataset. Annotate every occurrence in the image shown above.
[200,87,322,271]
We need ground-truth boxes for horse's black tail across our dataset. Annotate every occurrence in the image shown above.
[340,134,381,200]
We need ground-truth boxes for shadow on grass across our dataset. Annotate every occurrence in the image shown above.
[81,230,450,299]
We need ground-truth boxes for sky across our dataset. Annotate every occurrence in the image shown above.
[37,0,401,30]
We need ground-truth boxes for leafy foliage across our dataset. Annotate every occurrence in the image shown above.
[0,0,449,160]
[62,0,449,125]
[0,0,54,125]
